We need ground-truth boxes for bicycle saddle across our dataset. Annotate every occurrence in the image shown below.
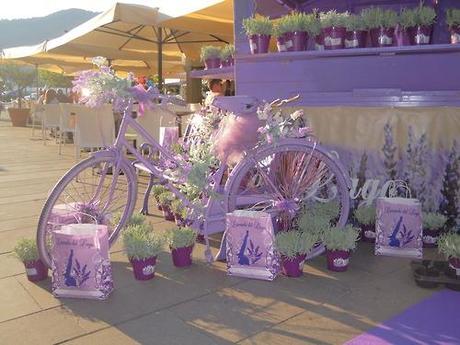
[212,95,260,114]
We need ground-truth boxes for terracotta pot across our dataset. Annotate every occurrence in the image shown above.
[171,245,194,267]
[370,27,395,47]
[24,259,48,282]
[322,26,346,50]
[248,34,271,54]
[326,250,350,272]
[129,256,156,280]
[8,108,30,127]
[422,228,441,248]
[449,25,460,45]
[345,30,367,48]
[281,254,306,277]
[408,25,432,45]
[204,57,221,70]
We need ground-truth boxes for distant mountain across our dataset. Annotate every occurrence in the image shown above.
[0,9,97,50]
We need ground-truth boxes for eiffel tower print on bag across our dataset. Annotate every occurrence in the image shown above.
[375,181,423,258]
[226,210,280,281]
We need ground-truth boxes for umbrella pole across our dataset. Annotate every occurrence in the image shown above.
[158,27,163,93]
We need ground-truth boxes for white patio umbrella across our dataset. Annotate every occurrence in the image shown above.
[1,1,233,86]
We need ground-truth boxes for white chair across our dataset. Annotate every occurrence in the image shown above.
[135,108,163,146]
[30,103,44,137]
[42,104,61,145]
[58,103,77,155]
[73,104,115,161]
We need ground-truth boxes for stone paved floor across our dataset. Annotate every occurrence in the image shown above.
[0,121,442,344]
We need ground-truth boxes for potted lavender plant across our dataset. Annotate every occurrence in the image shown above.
[13,239,48,282]
[362,7,398,47]
[422,212,447,248]
[407,5,436,45]
[438,232,460,274]
[322,225,360,272]
[275,231,317,277]
[397,8,416,46]
[320,10,349,50]
[274,14,294,52]
[277,12,317,52]
[166,227,197,267]
[242,15,273,54]
[200,46,222,70]
[220,44,235,67]
[344,13,368,48]
[446,8,460,44]
[158,191,175,221]
[123,223,164,280]
[170,199,188,226]
[354,206,376,242]
[151,185,167,211]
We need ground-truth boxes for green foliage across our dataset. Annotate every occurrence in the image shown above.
[13,238,39,262]
[220,44,235,59]
[306,201,340,222]
[166,227,197,249]
[399,8,417,29]
[0,63,36,108]
[122,223,164,260]
[158,191,175,206]
[322,225,360,251]
[422,212,447,230]
[275,231,317,259]
[170,143,185,155]
[319,10,349,28]
[170,199,184,214]
[275,12,318,35]
[438,232,460,259]
[345,14,367,31]
[242,16,274,36]
[361,7,398,29]
[295,212,330,239]
[38,69,72,88]
[200,46,222,61]
[446,8,460,26]
[354,206,376,225]
[414,6,436,26]
[151,185,167,198]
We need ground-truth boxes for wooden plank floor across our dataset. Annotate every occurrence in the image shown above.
[0,121,441,345]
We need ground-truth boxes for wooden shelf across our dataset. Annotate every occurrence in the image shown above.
[189,66,234,80]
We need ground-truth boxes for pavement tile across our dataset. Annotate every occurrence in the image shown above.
[0,277,41,323]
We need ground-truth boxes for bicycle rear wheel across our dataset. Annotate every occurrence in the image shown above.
[225,139,350,259]
[37,154,137,267]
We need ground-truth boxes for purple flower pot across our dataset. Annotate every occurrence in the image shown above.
[408,25,432,45]
[449,25,460,45]
[196,234,205,243]
[24,260,48,282]
[283,32,295,51]
[130,256,156,280]
[276,34,287,52]
[360,223,376,243]
[248,34,271,54]
[292,31,309,51]
[220,57,234,67]
[370,27,395,47]
[449,257,460,276]
[394,26,411,46]
[154,197,163,211]
[162,205,175,221]
[204,57,221,70]
[314,33,324,50]
[326,250,350,272]
[423,228,441,248]
[281,254,306,277]
[174,213,186,227]
[322,26,346,50]
[345,30,367,48]
[171,245,194,267]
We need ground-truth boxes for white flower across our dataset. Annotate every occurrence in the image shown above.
[290,110,304,121]
[257,103,272,120]
[92,56,108,67]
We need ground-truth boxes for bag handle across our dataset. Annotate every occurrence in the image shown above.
[387,180,412,199]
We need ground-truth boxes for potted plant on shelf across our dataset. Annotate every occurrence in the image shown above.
[354,206,376,242]
[0,64,35,127]
[408,5,436,45]
[362,7,398,47]
[13,238,48,282]
[200,46,222,70]
[123,223,164,280]
[275,231,317,277]
[274,14,294,52]
[322,225,360,272]
[319,10,349,50]
[446,8,460,44]
[242,15,273,54]
[166,227,197,267]
[397,7,416,46]
[279,12,318,52]
[438,232,460,275]
[151,185,167,211]
[344,13,368,48]
[422,212,447,248]
[158,191,175,221]
[220,44,235,67]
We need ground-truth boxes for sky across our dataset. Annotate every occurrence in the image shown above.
[0,0,155,20]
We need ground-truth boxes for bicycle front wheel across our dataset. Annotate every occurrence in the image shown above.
[37,154,138,267]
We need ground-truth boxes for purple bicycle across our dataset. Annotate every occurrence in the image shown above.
[36,94,351,268]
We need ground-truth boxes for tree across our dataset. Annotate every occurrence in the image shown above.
[0,63,36,108]
[38,70,72,89]
[440,141,460,230]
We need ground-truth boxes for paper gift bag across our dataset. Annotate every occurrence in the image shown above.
[226,210,280,281]
[375,197,423,258]
[159,126,179,148]
[51,224,114,300]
